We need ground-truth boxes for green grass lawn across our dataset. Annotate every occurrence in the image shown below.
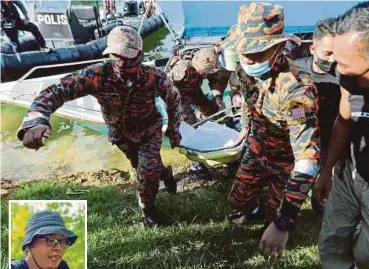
[1,172,323,269]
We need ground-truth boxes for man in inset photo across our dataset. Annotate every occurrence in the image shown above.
[11,210,77,269]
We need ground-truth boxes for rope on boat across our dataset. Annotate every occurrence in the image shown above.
[138,0,152,34]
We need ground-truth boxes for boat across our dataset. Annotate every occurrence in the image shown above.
[1,0,166,81]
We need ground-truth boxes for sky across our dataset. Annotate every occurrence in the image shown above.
[160,0,362,37]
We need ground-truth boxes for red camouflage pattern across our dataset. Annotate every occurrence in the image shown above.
[17,61,182,209]
[228,53,320,222]
[169,55,231,124]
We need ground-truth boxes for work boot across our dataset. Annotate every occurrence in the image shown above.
[227,207,264,225]
[188,162,211,180]
[163,166,177,194]
[142,206,170,227]
[227,209,247,225]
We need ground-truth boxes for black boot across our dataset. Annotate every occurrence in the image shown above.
[163,166,177,194]
[227,207,264,225]
[142,206,170,227]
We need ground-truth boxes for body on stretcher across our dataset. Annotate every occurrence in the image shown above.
[178,107,246,167]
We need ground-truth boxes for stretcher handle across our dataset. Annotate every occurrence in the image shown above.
[191,105,238,128]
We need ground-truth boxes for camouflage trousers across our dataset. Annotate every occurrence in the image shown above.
[181,91,219,125]
[228,130,294,222]
[116,127,164,210]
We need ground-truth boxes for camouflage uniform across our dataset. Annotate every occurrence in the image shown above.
[223,3,320,226]
[17,27,182,213]
[169,48,231,125]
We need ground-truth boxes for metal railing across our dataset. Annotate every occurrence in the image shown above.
[17,58,108,83]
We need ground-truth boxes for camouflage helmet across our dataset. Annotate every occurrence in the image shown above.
[169,59,192,82]
[103,26,143,58]
[191,48,220,73]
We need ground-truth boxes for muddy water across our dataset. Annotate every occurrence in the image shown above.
[1,27,190,181]
[1,104,189,181]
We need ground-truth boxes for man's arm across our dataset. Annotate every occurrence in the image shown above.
[321,86,352,171]
[157,73,182,135]
[13,1,29,19]
[17,66,101,140]
[281,84,321,222]
[229,72,250,141]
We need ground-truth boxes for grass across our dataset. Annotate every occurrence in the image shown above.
[1,171,323,269]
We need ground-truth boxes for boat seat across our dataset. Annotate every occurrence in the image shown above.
[124,1,139,16]
[67,10,94,44]
[69,6,102,40]
[70,6,100,23]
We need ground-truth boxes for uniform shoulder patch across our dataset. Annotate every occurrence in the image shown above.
[285,105,307,125]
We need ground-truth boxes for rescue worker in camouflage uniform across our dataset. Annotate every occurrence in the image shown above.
[222,3,320,260]
[169,48,231,125]
[16,26,182,227]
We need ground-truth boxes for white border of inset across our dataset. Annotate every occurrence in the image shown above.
[8,200,88,269]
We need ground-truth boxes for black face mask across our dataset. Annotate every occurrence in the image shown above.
[314,57,336,73]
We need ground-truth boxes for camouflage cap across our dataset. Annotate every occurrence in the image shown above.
[169,59,192,82]
[103,26,143,58]
[191,48,220,73]
[222,3,300,55]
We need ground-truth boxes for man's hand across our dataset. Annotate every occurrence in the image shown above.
[194,109,202,120]
[232,93,243,108]
[259,222,289,261]
[215,95,226,111]
[23,19,30,25]
[315,169,333,204]
[23,124,51,150]
[236,128,247,144]
[166,129,182,149]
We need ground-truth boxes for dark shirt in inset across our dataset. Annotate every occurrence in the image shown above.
[11,259,70,269]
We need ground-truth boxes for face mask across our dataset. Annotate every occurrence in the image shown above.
[240,60,271,77]
[314,57,336,73]
[239,46,279,77]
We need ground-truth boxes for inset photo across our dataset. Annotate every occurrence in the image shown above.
[9,200,87,269]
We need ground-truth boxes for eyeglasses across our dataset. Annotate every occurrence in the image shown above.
[40,237,70,248]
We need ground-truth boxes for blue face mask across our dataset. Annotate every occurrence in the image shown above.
[240,60,271,77]
[239,46,279,77]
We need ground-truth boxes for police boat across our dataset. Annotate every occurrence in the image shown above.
[1,0,166,81]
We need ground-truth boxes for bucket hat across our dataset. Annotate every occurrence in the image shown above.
[22,210,77,250]
[222,2,300,54]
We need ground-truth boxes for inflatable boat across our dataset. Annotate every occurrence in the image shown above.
[1,0,165,81]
